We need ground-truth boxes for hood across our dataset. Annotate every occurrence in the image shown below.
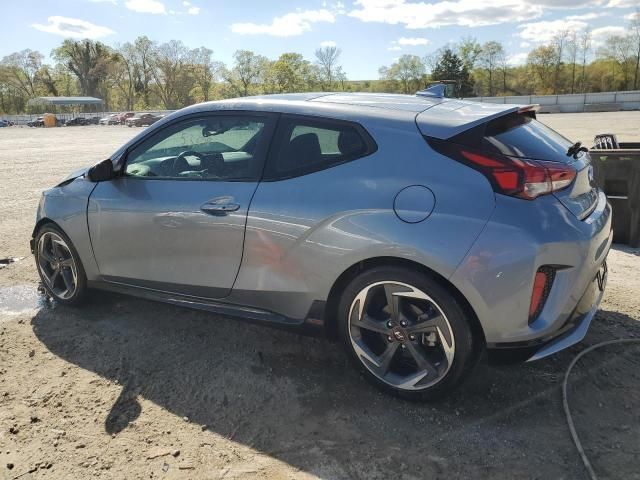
[56,166,90,186]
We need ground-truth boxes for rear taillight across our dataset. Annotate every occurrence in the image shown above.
[428,139,576,200]
[529,266,555,323]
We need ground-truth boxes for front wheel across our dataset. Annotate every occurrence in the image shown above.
[338,266,478,400]
[34,224,87,305]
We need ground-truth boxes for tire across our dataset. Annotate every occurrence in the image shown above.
[34,223,88,305]
[338,266,477,401]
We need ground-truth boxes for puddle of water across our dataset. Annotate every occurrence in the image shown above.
[0,285,51,316]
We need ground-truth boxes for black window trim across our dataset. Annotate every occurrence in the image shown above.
[118,110,279,183]
[262,113,378,182]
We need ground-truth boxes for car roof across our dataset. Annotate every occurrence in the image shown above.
[155,92,523,140]
[191,92,442,115]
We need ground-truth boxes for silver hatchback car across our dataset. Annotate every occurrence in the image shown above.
[32,92,611,400]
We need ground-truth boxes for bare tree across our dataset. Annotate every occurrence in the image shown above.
[479,41,505,96]
[315,46,342,90]
[630,10,640,90]
[579,28,592,93]
[111,43,138,110]
[551,30,569,94]
[566,31,579,94]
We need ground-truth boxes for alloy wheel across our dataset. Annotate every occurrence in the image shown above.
[348,281,455,390]
[37,232,78,300]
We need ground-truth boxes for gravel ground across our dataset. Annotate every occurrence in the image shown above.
[1,113,639,479]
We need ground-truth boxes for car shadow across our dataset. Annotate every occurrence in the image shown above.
[30,292,640,479]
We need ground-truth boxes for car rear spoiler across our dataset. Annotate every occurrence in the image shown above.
[415,99,540,140]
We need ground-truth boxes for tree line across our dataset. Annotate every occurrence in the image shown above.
[1,13,638,115]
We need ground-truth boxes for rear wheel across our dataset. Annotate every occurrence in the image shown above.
[338,266,477,400]
[35,224,87,305]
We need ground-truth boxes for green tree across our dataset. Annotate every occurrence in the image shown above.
[527,45,556,94]
[53,40,115,98]
[149,40,194,109]
[265,53,316,93]
[0,49,43,98]
[379,55,426,94]
[431,48,474,97]
[190,47,223,101]
[224,50,268,97]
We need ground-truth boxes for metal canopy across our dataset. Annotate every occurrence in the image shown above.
[27,96,104,107]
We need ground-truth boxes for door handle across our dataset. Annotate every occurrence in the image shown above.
[201,202,241,215]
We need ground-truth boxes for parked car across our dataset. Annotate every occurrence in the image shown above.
[116,112,135,124]
[65,117,89,126]
[126,113,163,127]
[88,116,101,125]
[99,114,119,126]
[0,119,11,127]
[31,92,611,400]
[27,117,45,127]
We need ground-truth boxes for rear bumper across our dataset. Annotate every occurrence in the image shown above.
[451,190,612,352]
[487,259,607,363]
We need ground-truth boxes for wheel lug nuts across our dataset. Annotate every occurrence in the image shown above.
[387,321,393,328]
[401,344,406,349]
[409,334,416,341]
[387,335,393,342]
[400,320,408,327]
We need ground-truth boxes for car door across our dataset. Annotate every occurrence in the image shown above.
[87,111,276,299]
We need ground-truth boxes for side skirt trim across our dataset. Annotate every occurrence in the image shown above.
[88,280,326,336]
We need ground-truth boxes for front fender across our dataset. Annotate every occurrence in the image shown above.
[33,177,100,280]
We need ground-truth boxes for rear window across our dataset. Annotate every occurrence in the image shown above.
[484,114,574,161]
[264,116,376,180]
[454,113,575,163]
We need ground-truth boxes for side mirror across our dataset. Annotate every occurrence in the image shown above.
[87,159,114,182]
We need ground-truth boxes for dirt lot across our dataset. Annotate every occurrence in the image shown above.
[1,113,639,479]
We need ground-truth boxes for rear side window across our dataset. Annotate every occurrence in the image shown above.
[264,116,376,179]
[483,114,574,161]
[453,113,575,163]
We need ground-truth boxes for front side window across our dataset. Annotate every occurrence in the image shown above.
[265,116,375,179]
[125,114,268,180]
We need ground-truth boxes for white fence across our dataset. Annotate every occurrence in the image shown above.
[2,110,175,126]
[464,90,640,113]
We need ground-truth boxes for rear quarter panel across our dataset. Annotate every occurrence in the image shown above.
[230,114,496,320]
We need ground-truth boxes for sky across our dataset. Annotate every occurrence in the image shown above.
[2,0,638,80]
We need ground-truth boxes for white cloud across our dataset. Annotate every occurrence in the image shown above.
[519,41,530,48]
[349,0,544,29]
[607,0,639,6]
[31,16,115,39]
[565,12,603,21]
[397,36,430,45]
[507,52,528,65]
[90,0,117,4]
[626,11,640,21]
[125,0,166,14]
[187,6,200,15]
[231,9,335,36]
[591,25,628,45]
[388,45,402,51]
[518,18,588,43]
